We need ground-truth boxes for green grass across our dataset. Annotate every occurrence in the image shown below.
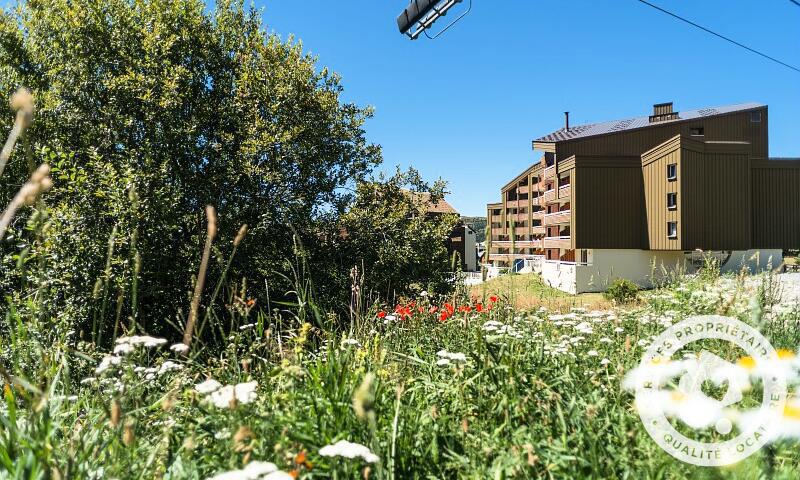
[471,273,611,311]
[2,270,800,478]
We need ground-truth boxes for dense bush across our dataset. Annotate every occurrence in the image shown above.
[0,0,455,341]
[603,278,639,303]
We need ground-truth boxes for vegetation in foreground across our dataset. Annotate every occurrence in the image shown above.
[3,262,800,478]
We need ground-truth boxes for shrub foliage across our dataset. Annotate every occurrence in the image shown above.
[0,0,455,339]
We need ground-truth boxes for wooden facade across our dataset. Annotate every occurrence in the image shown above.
[486,102,797,267]
[751,159,800,248]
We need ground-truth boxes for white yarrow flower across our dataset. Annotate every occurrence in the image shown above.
[209,460,290,480]
[436,350,467,363]
[195,379,223,394]
[157,360,183,375]
[170,343,189,354]
[207,381,258,408]
[319,440,379,463]
[115,335,167,348]
[113,343,135,355]
[95,355,122,374]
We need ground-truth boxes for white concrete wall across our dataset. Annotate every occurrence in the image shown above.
[542,261,577,294]
[574,249,688,293]
[464,227,477,271]
[535,249,785,295]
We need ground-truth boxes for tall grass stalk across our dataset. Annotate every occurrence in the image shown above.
[182,205,218,348]
[0,88,34,178]
[0,164,53,240]
[95,224,118,345]
[197,224,248,344]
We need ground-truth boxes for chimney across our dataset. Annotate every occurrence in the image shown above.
[564,111,570,131]
[649,102,679,123]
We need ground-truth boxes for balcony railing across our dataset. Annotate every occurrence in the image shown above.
[544,235,571,249]
[558,184,571,200]
[489,253,542,260]
[543,209,571,226]
[493,239,543,248]
[544,164,556,179]
[544,260,591,266]
[505,199,520,208]
[531,225,546,236]
[531,209,545,219]
[543,189,556,203]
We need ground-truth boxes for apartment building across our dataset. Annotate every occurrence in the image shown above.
[486,102,800,293]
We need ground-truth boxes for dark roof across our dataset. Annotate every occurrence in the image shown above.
[405,191,459,215]
[534,102,765,143]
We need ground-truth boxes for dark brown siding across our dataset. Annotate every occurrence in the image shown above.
[681,143,751,250]
[751,160,800,248]
[642,138,682,250]
[573,156,648,249]
[556,108,768,161]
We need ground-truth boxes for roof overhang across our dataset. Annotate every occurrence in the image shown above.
[532,141,556,153]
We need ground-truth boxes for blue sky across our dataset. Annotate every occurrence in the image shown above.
[258,0,800,216]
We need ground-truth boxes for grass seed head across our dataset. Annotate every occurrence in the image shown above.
[234,224,248,246]
[110,400,121,427]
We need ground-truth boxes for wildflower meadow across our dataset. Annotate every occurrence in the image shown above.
[0,1,799,479]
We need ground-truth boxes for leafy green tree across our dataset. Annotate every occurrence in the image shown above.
[332,168,459,302]
[0,0,380,337]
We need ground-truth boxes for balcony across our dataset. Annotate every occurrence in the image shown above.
[531,209,545,220]
[514,226,528,235]
[517,185,529,194]
[491,227,505,235]
[544,236,571,249]
[558,184,571,200]
[505,199,520,208]
[530,196,540,206]
[543,189,556,203]
[543,209,571,226]
[531,225,546,236]
[489,253,543,260]
[491,238,542,248]
[544,164,556,179]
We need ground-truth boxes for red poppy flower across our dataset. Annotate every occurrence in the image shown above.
[377,311,386,318]
[489,296,498,303]
[439,312,448,322]
[476,303,483,312]
[444,303,455,314]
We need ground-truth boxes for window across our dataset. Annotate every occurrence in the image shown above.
[667,163,677,181]
[580,249,588,264]
[690,127,704,136]
[667,221,678,239]
[667,192,677,210]
[750,111,761,123]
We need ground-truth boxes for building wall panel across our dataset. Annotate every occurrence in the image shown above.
[642,147,681,250]
[573,158,648,249]
[751,161,800,248]
[681,146,751,250]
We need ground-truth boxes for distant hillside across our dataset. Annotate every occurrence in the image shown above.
[462,216,487,243]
